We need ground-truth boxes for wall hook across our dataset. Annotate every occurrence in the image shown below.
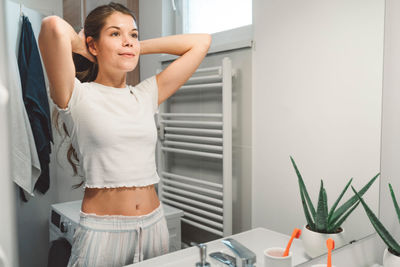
[171,0,176,11]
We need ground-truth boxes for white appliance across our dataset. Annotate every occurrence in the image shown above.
[49,200,184,251]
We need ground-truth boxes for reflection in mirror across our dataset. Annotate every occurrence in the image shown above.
[253,0,384,260]
[3,0,385,266]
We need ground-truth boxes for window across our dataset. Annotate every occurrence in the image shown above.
[161,0,253,61]
[181,0,252,34]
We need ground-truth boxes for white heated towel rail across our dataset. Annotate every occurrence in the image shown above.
[156,57,234,237]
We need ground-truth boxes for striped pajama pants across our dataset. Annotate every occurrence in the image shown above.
[67,203,169,267]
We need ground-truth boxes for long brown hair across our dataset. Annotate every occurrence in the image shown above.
[53,2,137,189]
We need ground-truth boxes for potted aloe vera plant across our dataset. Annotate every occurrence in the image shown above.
[352,184,400,267]
[290,156,380,258]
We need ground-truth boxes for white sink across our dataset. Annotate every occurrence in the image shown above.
[125,227,311,267]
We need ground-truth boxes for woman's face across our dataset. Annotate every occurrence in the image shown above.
[89,11,140,74]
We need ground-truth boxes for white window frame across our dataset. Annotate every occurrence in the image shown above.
[160,0,253,62]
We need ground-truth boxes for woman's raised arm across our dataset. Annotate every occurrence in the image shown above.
[139,34,211,105]
[38,16,94,109]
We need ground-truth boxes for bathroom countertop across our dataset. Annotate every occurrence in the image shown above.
[295,233,385,267]
[125,227,311,267]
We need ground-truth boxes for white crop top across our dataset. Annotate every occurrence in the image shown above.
[54,75,160,188]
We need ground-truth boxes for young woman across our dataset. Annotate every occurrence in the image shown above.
[38,2,211,266]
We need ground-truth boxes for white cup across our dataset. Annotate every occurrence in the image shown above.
[264,247,292,267]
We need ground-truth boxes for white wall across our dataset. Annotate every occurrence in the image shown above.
[14,0,62,16]
[252,0,384,245]
[0,0,18,265]
[138,0,163,80]
[380,0,400,240]
[300,1,400,265]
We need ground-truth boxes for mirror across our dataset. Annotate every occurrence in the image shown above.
[252,0,384,260]
[2,0,384,266]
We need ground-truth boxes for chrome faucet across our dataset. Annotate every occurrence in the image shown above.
[191,242,211,267]
[221,238,256,267]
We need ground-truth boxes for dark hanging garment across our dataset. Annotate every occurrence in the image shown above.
[18,15,53,194]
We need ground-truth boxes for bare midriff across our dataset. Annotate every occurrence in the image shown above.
[81,184,160,216]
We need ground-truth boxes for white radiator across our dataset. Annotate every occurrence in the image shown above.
[156,57,234,237]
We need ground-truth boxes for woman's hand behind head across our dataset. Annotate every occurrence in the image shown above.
[77,29,97,63]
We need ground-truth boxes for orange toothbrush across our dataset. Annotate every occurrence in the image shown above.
[283,228,302,257]
[326,238,335,267]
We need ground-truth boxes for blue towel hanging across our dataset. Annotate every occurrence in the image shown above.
[18,15,53,195]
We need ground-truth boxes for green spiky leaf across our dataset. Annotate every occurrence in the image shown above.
[300,187,315,229]
[328,200,360,233]
[351,186,400,255]
[316,180,328,232]
[330,173,380,225]
[290,156,316,219]
[327,178,353,223]
[389,184,400,225]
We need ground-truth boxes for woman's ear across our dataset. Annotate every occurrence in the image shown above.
[86,36,98,56]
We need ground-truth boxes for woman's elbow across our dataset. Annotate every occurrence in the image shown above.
[39,16,62,38]
[203,34,212,48]
[197,34,211,50]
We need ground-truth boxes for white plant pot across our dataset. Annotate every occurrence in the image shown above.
[383,247,400,267]
[301,225,346,258]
